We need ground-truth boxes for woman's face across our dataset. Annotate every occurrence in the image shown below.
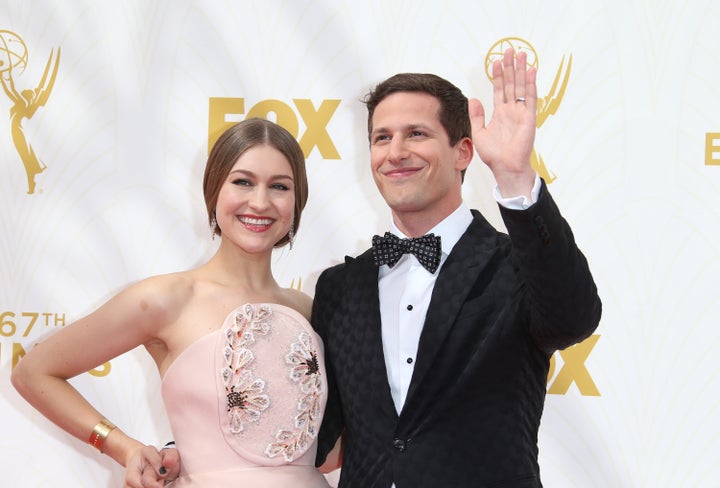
[215,144,295,254]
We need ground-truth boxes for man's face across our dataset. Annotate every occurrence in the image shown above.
[369,91,470,228]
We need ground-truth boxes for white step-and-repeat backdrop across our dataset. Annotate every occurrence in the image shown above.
[1,1,718,486]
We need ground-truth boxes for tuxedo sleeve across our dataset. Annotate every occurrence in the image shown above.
[311,264,345,466]
[498,179,602,352]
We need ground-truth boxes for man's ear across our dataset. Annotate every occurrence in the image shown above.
[455,137,474,171]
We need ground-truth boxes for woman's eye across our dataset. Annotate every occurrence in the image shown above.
[232,178,251,186]
[271,183,290,191]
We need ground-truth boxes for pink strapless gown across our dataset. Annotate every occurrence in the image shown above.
[162,303,330,487]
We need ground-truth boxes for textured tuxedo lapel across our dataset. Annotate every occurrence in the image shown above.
[345,250,399,421]
[402,211,499,414]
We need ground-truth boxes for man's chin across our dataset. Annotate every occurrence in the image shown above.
[386,199,428,216]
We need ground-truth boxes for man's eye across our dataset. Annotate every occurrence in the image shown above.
[373,134,391,144]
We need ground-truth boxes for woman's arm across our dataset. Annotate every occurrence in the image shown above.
[11,274,181,468]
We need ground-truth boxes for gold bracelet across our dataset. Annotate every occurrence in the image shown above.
[88,418,116,453]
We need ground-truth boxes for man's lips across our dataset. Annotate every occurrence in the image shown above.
[383,166,422,178]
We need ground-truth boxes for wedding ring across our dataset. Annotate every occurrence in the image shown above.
[515,97,526,102]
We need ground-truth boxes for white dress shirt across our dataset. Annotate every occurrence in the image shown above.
[378,202,473,412]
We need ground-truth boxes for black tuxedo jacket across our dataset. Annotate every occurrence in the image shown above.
[312,183,601,488]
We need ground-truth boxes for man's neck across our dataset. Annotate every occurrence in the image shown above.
[391,202,463,238]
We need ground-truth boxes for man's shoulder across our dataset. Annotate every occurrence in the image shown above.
[464,209,509,242]
[319,247,373,280]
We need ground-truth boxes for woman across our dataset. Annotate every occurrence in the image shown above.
[11,118,331,487]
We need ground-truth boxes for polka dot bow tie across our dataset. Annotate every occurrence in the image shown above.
[371,232,442,274]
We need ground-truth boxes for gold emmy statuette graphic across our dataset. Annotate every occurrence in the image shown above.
[485,37,572,184]
[0,30,60,194]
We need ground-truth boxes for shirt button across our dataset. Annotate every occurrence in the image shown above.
[393,438,406,451]
[406,357,413,364]
[406,304,413,311]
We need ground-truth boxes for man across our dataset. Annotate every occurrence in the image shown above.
[310,48,601,487]
[130,48,600,487]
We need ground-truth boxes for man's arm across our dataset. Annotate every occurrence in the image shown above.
[312,266,346,467]
[469,46,600,350]
[500,180,602,352]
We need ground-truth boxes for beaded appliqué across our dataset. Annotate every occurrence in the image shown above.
[221,303,272,434]
[264,331,324,461]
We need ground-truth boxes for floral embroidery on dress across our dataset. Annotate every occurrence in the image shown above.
[265,331,324,461]
[221,304,272,434]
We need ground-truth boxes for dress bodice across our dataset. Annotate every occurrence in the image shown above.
[161,303,329,487]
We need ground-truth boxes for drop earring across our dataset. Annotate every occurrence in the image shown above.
[210,211,217,240]
[288,220,295,250]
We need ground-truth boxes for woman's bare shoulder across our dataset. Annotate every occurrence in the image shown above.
[124,271,197,323]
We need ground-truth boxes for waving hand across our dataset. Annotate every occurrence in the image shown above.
[469,48,538,199]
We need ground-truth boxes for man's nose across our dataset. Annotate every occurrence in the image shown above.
[387,136,410,163]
